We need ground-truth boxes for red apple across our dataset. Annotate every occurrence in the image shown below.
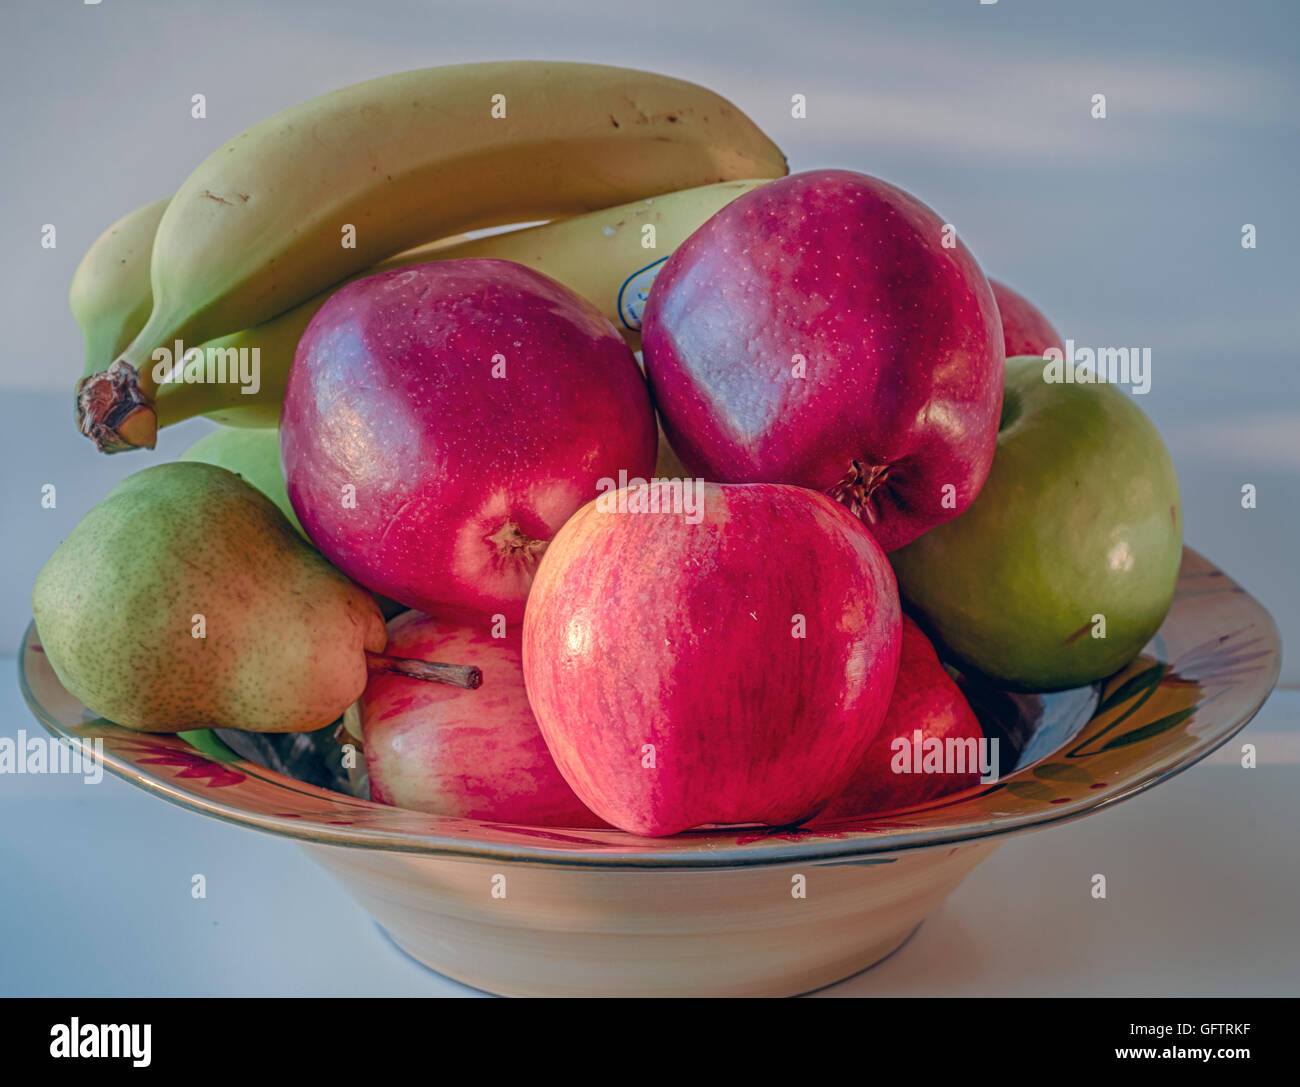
[362,611,604,827]
[281,259,657,623]
[641,169,1004,552]
[521,481,902,837]
[815,617,984,821]
[990,279,1063,358]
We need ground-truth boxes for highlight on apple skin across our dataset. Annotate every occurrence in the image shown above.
[362,611,605,827]
[280,258,658,625]
[814,617,985,823]
[641,168,1005,553]
[520,480,902,838]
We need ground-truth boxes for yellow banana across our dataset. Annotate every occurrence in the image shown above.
[74,221,472,428]
[69,197,169,374]
[153,179,773,430]
[77,61,786,452]
[70,196,467,385]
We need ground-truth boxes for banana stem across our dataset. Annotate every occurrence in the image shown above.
[365,652,482,690]
[76,360,158,452]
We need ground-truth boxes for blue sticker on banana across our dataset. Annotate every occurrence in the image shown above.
[616,256,669,331]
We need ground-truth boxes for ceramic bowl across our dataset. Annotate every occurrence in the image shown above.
[19,548,1280,997]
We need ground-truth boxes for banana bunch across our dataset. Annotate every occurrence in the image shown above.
[76,180,770,431]
[69,197,169,373]
[70,200,464,392]
[74,61,786,451]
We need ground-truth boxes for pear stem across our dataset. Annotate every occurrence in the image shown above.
[365,652,482,690]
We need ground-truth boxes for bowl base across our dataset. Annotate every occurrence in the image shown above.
[381,918,926,997]
[303,839,997,997]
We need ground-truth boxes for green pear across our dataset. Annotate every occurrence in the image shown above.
[891,355,1182,691]
[178,427,410,619]
[32,462,386,732]
[180,426,303,536]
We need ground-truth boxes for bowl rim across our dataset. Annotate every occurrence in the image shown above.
[19,546,1281,870]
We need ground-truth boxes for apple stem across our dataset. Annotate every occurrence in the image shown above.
[365,652,482,690]
[828,459,890,524]
[487,521,549,563]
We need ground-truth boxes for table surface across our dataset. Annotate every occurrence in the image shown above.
[2,671,1295,997]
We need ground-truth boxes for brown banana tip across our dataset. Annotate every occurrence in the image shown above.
[76,360,157,453]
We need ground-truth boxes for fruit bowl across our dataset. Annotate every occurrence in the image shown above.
[18,548,1279,997]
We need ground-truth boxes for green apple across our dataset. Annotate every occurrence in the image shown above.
[180,427,304,536]
[891,355,1182,691]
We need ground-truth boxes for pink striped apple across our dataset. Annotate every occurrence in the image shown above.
[521,481,902,837]
[362,610,604,827]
